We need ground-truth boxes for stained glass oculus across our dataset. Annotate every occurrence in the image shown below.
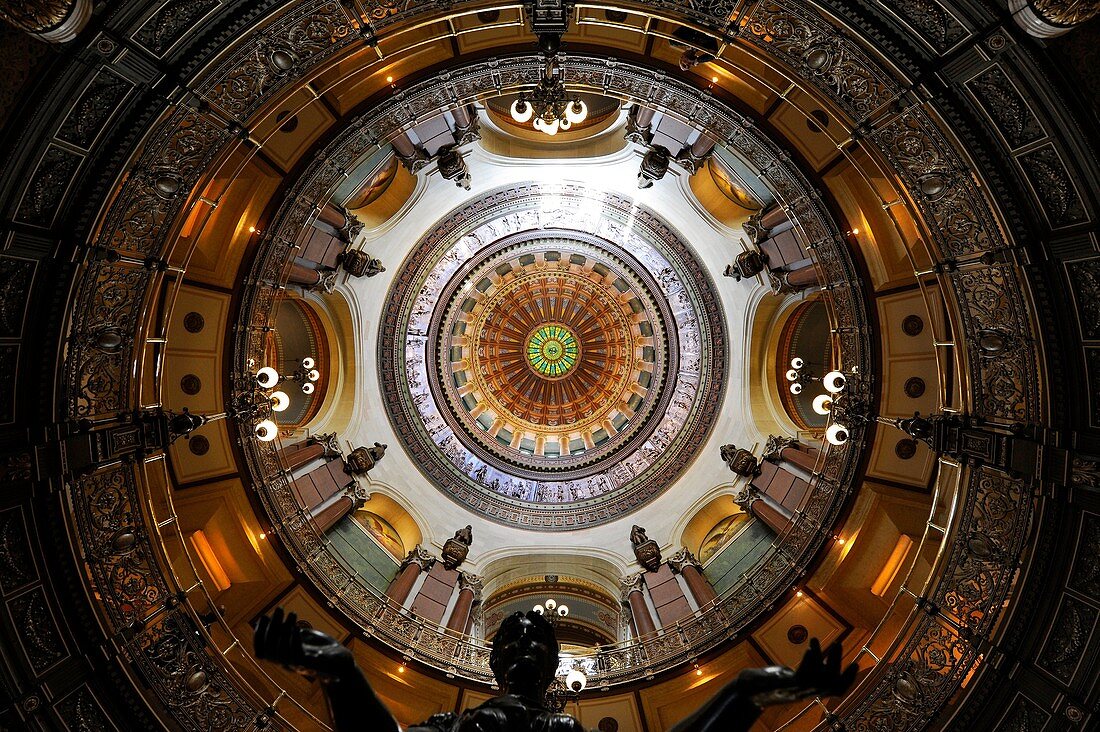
[527,325,579,377]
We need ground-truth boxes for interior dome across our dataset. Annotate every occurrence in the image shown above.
[381,184,726,526]
[4,1,1099,730]
[437,233,668,467]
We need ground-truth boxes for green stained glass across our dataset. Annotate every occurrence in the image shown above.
[527,325,579,377]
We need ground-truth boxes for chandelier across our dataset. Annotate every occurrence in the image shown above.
[509,57,588,136]
[785,356,850,446]
[531,598,588,713]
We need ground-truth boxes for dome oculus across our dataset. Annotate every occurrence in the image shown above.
[527,325,579,378]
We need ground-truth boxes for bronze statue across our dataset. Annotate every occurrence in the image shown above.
[254,607,855,731]
[630,525,662,572]
[442,524,474,570]
[720,444,761,478]
[340,249,386,278]
[345,442,387,474]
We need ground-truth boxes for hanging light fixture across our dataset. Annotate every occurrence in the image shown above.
[251,356,321,395]
[510,56,588,137]
[787,354,852,445]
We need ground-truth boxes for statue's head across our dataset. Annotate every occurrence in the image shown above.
[489,611,559,699]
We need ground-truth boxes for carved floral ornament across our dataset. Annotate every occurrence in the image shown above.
[54,1,1041,730]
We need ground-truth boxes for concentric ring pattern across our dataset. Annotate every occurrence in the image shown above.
[380,184,727,529]
[436,232,671,473]
[526,324,579,378]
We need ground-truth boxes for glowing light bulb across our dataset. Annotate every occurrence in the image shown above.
[565,669,587,693]
[790,357,804,369]
[696,668,703,676]
[301,382,315,395]
[270,390,290,412]
[533,604,545,615]
[812,394,833,415]
[557,604,569,617]
[564,99,587,124]
[510,99,533,123]
[790,382,802,395]
[301,357,315,369]
[255,367,279,388]
[785,369,799,382]
[534,117,559,136]
[307,369,320,382]
[259,532,267,540]
[255,419,278,442]
[544,599,556,611]
[823,370,847,393]
[826,423,849,446]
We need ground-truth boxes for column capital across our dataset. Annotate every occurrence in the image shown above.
[667,548,702,574]
[763,434,799,462]
[310,431,342,458]
[459,571,483,600]
[618,572,645,599]
[400,544,436,572]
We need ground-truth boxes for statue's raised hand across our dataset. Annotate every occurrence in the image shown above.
[745,638,858,707]
[669,638,857,732]
[254,607,400,732]
[254,607,356,679]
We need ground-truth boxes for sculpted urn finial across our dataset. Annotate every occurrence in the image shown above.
[630,525,662,572]
[442,525,473,570]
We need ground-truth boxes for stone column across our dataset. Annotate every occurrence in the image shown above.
[759,205,791,231]
[1011,0,1099,38]
[633,105,656,130]
[316,203,348,233]
[279,441,326,471]
[450,103,473,129]
[386,546,435,605]
[620,573,656,636]
[287,262,322,287]
[390,132,418,158]
[0,0,91,43]
[779,444,820,472]
[743,492,794,535]
[690,135,715,159]
[446,572,482,633]
[668,549,717,607]
[782,265,821,291]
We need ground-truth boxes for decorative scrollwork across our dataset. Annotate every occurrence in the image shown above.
[130,610,257,731]
[198,1,355,121]
[67,465,168,629]
[65,263,150,420]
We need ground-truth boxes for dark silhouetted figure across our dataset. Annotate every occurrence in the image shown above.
[255,607,856,731]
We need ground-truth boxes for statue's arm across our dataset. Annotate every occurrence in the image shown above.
[669,639,857,732]
[254,607,401,732]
